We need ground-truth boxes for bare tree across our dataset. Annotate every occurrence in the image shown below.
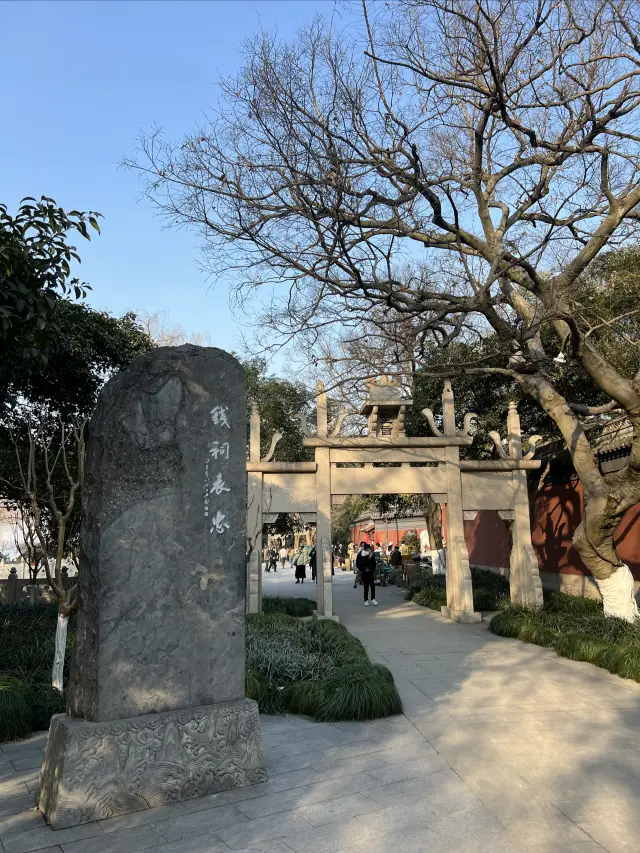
[13,504,44,587]
[131,0,640,619]
[137,310,212,347]
[11,412,86,690]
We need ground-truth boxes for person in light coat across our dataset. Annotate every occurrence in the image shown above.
[294,547,307,583]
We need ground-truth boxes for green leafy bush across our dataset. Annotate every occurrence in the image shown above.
[490,593,640,682]
[262,597,316,617]
[317,662,403,721]
[25,683,65,731]
[1,601,402,742]
[247,633,335,683]
[0,603,75,683]
[282,679,327,716]
[408,567,509,612]
[413,587,447,610]
[0,604,72,742]
[306,618,368,665]
[387,568,402,586]
[245,615,402,721]
[0,676,31,743]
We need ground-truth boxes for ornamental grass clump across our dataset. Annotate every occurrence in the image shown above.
[0,604,70,743]
[262,596,316,617]
[408,566,509,612]
[245,614,402,721]
[1,602,403,742]
[317,662,403,721]
[490,592,640,682]
[246,614,335,682]
[0,676,31,743]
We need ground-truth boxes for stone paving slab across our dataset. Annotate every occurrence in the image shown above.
[2,569,639,851]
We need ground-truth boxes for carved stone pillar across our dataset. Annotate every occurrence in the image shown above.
[506,403,543,608]
[247,405,262,614]
[442,445,481,623]
[314,382,333,617]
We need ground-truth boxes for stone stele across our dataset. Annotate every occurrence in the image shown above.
[39,345,266,829]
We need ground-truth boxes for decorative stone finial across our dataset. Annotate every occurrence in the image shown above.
[359,376,413,437]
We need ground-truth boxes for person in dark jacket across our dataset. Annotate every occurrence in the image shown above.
[389,546,403,569]
[268,548,278,573]
[310,547,317,582]
[355,542,378,606]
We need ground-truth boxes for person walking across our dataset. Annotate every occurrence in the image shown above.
[310,546,317,583]
[279,544,287,570]
[294,547,307,584]
[389,544,403,583]
[355,542,377,606]
[268,547,278,573]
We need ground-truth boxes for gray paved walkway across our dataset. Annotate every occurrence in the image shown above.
[1,569,639,853]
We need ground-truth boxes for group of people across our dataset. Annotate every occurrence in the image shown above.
[353,541,403,606]
[263,544,292,573]
[263,543,332,584]
[265,538,403,606]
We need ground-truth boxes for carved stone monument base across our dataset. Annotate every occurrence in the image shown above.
[440,606,482,623]
[39,698,267,829]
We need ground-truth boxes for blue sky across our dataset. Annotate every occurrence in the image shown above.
[1,0,333,366]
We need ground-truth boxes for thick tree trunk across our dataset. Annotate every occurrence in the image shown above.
[52,612,68,692]
[597,565,638,622]
[573,493,639,622]
[419,494,443,549]
[516,372,639,622]
[419,495,445,575]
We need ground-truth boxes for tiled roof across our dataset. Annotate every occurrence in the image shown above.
[590,417,633,456]
[536,415,632,462]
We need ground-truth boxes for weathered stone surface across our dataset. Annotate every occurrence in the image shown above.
[38,346,265,829]
[68,345,247,722]
[39,700,266,829]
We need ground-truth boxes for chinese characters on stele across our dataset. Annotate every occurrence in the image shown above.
[206,405,232,535]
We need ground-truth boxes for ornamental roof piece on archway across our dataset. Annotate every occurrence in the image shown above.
[360,376,413,410]
[360,376,413,439]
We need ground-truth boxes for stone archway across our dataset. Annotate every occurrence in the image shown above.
[247,378,543,621]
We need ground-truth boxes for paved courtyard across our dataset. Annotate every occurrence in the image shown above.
[1,569,639,853]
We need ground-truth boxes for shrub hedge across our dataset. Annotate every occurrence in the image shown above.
[262,596,316,617]
[1,601,402,742]
[408,566,510,612]
[0,604,72,743]
[246,613,402,720]
[490,593,640,682]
